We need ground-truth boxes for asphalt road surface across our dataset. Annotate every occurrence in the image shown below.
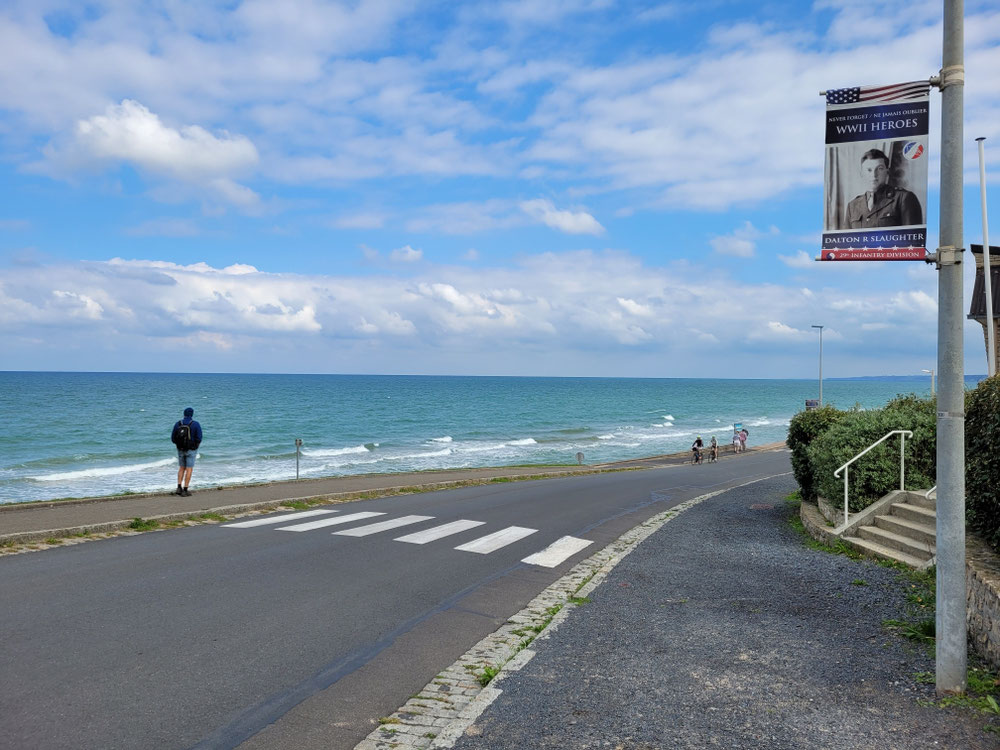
[1,449,791,750]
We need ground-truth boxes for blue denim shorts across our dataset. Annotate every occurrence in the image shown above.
[177,450,197,468]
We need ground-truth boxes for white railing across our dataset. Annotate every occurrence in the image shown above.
[833,430,913,527]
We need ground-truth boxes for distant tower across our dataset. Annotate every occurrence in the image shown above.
[967,244,1000,373]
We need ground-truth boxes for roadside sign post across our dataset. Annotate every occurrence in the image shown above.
[933,0,967,696]
[814,0,967,694]
[295,438,303,480]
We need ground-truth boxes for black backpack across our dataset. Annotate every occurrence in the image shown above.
[173,421,193,451]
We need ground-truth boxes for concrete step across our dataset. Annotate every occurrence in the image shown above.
[842,535,928,568]
[874,514,936,546]
[857,525,935,560]
[906,492,937,511]
[890,502,936,525]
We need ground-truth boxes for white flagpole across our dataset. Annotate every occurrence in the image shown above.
[976,137,995,376]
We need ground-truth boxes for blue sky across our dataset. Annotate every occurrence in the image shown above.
[1,0,999,377]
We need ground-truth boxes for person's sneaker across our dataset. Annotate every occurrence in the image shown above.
[180,488,191,497]
[172,486,183,496]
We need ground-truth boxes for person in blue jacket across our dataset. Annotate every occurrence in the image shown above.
[170,407,203,496]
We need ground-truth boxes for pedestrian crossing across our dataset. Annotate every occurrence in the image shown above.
[223,508,592,568]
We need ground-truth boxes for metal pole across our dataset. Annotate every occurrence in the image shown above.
[812,325,824,405]
[976,138,996,376]
[935,0,967,696]
[295,438,302,480]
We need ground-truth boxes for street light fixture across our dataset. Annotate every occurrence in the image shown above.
[922,368,936,396]
[811,325,824,406]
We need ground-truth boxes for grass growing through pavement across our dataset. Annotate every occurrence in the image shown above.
[127,517,159,531]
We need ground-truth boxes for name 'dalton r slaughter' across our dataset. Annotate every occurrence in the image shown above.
[824,231,925,245]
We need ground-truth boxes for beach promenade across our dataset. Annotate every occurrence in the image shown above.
[0,445,767,546]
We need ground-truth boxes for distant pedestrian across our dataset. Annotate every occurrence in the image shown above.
[171,407,202,496]
[739,428,748,453]
[709,435,718,462]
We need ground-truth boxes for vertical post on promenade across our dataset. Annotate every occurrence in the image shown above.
[976,138,996,376]
[935,0,967,695]
[295,438,303,480]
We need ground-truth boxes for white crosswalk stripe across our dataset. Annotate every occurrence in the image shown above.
[223,509,339,528]
[454,526,537,554]
[394,520,486,544]
[334,515,434,537]
[521,535,593,568]
[225,510,593,564]
[277,511,384,532]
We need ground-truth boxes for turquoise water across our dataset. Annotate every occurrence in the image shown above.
[0,372,947,504]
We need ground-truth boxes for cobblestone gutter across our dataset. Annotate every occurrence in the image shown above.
[353,478,778,750]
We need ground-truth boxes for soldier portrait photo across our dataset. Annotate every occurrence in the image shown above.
[823,139,927,232]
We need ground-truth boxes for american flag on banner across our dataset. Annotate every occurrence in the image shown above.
[826,80,930,106]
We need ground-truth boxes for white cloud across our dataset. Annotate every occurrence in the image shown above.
[391,244,423,262]
[519,199,604,235]
[779,250,815,268]
[38,100,260,207]
[710,221,764,258]
[0,250,949,375]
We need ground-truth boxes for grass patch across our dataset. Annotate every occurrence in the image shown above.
[476,664,500,687]
[127,517,159,531]
[573,571,596,594]
[930,665,1000,720]
[44,537,64,545]
[197,512,226,522]
[568,596,591,606]
[377,717,401,725]
[281,500,312,510]
[851,578,868,586]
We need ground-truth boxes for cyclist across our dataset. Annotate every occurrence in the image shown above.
[709,435,719,462]
[691,436,704,464]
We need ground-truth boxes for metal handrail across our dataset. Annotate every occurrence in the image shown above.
[833,430,913,527]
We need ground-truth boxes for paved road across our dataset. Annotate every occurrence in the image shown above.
[1,449,790,749]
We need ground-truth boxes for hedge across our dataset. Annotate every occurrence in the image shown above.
[787,405,843,502]
[808,403,936,514]
[966,375,1000,550]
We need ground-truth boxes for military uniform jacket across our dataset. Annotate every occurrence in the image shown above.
[846,185,922,229]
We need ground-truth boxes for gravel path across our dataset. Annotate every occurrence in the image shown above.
[452,475,997,750]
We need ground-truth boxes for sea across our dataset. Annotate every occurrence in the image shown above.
[0,372,960,505]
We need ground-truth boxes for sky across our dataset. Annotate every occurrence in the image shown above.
[1,0,999,378]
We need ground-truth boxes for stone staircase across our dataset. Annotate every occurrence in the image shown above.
[841,490,936,568]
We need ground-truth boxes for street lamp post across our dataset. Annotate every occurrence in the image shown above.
[812,325,824,406]
[923,368,936,396]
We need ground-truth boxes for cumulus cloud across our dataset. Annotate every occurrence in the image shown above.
[0,251,944,375]
[38,100,260,207]
[519,199,604,235]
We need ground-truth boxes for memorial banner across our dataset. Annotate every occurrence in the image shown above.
[819,81,930,261]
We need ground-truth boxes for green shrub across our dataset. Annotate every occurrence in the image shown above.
[787,405,843,502]
[884,393,937,481]
[810,405,936,513]
[966,375,1000,550]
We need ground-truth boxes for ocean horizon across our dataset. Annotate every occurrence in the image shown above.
[0,371,973,505]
